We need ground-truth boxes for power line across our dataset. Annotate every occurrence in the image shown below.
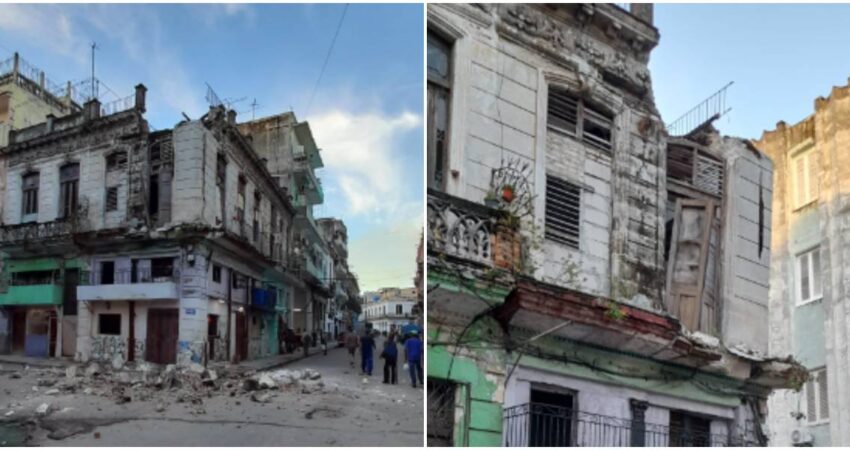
[306,3,348,116]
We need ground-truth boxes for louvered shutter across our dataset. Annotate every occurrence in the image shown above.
[794,155,806,208]
[818,370,829,420]
[548,89,578,136]
[807,151,818,204]
[545,175,581,248]
[806,379,817,422]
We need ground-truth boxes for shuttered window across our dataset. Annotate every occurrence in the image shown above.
[797,247,823,305]
[547,88,613,153]
[22,172,39,217]
[59,163,80,219]
[793,150,818,209]
[105,186,118,212]
[545,175,581,248]
[667,144,724,197]
[806,368,829,424]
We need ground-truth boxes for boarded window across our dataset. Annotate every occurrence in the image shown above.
[544,175,581,248]
[548,88,613,153]
[797,247,822,304]
[59,163,80,219]
[105,152,127,171]
[105,186,118,212]
[806,368,829,423]
[667,144,724,196]
[665,199,718,332]
[99,314,121,335]
[22,172,39,216]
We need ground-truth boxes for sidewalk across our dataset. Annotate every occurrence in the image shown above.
[0,354,74,369]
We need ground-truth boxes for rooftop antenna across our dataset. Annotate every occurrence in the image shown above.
[90,41,98,101]
[250,98,259,120]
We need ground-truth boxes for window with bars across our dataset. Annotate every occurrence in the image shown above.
[547,88,614,153]
[797,247,822,305]
[59,163,80,219]
[793,149,818,209]
[427,31,452,191]
[667,144,724,197]
[105,186,118,212]
[427,377,458,447]
[106,152,127,171]
[805,368,829,424]
[545,175,581,248]
[22,172,39,218]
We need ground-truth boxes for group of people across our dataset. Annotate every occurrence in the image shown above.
[280,327,329,357]
[344,326,423,388]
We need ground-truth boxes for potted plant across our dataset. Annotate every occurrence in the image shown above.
[484,192,500,208]
[501,184,515,203]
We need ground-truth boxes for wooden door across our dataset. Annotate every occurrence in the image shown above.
[146,308,178,364]
[207,314,218,360]
[665,199,715,332]
[11,310,26,353]
[47,311,57,357]
[235,312,248,362]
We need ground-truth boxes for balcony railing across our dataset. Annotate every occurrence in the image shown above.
[85,268,178,285]
[251,287,278,312]
[503,404,757,447]
[427,190,495,265]
[0,220,73,244]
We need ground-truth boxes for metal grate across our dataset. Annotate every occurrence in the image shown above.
[545,175,581,248]
[427,377,457,447]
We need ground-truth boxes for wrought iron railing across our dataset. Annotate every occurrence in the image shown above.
[427,189,495,265]
[9,272,61,286]
[667,82,734,137]
[0,220,73,244]
[503,403,757,447]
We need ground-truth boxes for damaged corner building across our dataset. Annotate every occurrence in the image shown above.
[0,52,359,367]
[426,3,803,447]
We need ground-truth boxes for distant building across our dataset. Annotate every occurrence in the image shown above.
[756,83,850,447]
[362,294,416,334]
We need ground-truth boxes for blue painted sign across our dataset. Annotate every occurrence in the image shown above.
[185,308,196,316]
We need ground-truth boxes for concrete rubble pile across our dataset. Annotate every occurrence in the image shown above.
[2,362,329,421]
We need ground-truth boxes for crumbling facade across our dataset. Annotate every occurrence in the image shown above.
[756,83,850,446]
[0,54,358,367]
[426,3,800,447]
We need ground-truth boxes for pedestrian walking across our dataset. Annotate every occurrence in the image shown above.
[404,330,423,388]
[345,327,359,368]
[380,334,398,384]
[321,330,328,356]
[303,331,313,357]
[360,329,376,376]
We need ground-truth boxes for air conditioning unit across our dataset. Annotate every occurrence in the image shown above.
[791,429,814,446]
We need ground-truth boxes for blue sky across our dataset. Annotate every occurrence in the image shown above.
[651,3,850,140]
[0,3,424,291]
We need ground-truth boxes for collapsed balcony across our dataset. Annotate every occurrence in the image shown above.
[502,403,758,447]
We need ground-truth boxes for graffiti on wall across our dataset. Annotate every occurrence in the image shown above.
[90,335,145,362]
[177,340,204,365]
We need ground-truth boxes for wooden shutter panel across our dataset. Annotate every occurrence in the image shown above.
[665,199,715,331]
[807,151,818,203]
[805,379,817,422]
[794,156,805,208]
[818,370,829,420]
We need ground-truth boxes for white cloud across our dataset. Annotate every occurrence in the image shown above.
[0,4,88,65]
[309,110,420,216]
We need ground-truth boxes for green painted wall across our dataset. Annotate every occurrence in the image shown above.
[0,284,62,305]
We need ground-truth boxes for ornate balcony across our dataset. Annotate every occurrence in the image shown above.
[0,220,73,245]
[427,189,520,269]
